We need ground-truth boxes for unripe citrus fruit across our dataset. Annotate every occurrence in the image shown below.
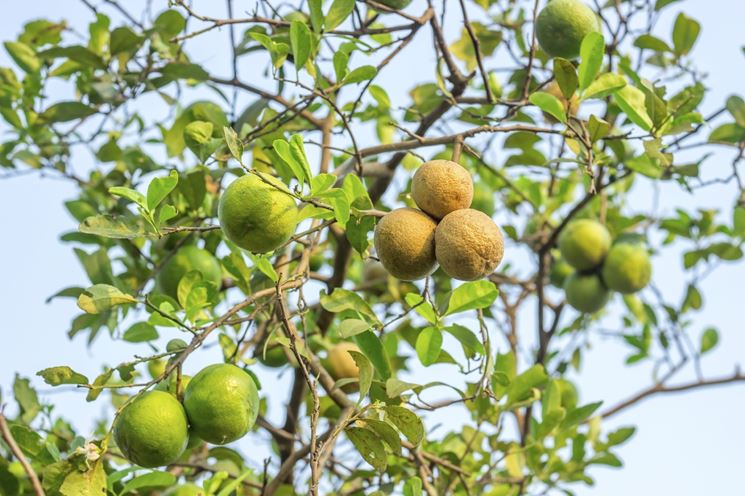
[218,173,298,253]
[327,342,361,380]
[549,257,574,288]
[374,208,438,281]
[156,246,222,300]
[563,272,609,313]
[147,359,167,380]
[536,0,602,59]
[183,364,259,445]
[113,391,189,467]
[435,209,504,281]
[558,219,611,271]
[411,160,474,219]
[601,242,652,293]
[376,0,413,9]
[167,338,189,353]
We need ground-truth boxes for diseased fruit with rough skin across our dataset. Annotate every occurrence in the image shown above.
[549,257,574,288]
[218,173,297,253]
[564,272,609,313]
[183,364,259,445]
[164,484,205,496]
[375,0,413,10]
[327,342,361,380]
[470,182,495,216]
[558,219,611,271]
[156,246,222,300]
[113,391,189,467]
[411,160,474,219]
[535,0,602,59]
[374,208,438,281]
[601,242,652,293]
[435,209,504,281]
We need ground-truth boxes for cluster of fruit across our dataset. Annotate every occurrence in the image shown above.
[374,160,504,282]
[113,361,259,468]
[552,219,652,313]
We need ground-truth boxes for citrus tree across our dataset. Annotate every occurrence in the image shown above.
[1,0,745,495]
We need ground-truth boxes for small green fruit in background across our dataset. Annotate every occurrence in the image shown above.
[113,391,189,467]
[374,0,413,10]
[183,363,259,445]
[156,246,222,301]
[549,256,574,288]
[558,219,611,271]
[602,242,652,293]
[564,272,609,313]
[535,0,602,59]
[218,173,298,253]
[147,359,167,380]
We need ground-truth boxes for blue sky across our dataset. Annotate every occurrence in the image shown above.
[1,1,744,494]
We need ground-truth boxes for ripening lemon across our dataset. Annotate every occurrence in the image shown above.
[324,342,361,392]
[218,173,298,253]
[156,246,222,301]
[113,391,189,468]
[601,242,652,293]
[564,272,609,313]
[535,0,602,59]
[558,219,611,271]
[183,364,259,445]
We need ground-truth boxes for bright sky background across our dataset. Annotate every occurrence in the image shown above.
[1,1,744,495]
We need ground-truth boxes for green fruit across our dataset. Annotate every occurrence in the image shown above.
[113,391,189,467]
[164,483,205,496]
[375,0,413,10]
[535,0,602,59]
[218,173,297,253]
[167,338,189,353]
[558,219,611,271]
[156,374,191,396]
[156,246,222,301]
[470,182,495,216]
[564,272,609,313]
[183,364,259,445]
[601,243,652,294]
[549,258,574,288]
[147,359,166,380]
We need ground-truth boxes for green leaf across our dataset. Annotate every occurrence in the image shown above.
[709,123,745,144]
[506,364,547,405]
[184,121,218,162]
[385,377,420,398]
[147,170,179,211]
[529,91,566,123]
[309,0,324,32]
[273,138,307,185]
[561,401,602,428]
[325,0,355,31]
[578,32,604,90]
[553,58,578,98]
[109,187,147,210]
[39,46,106,69]
[333,50,349,81]
[120,471,176,494]
[13,375,41,423]
[248,253,279,282]
[122,322,158,343]
[290,21,312,71]
[363,419,401,455]
[161,62,209,81]
[340,319,373,338]
[726,96,745,128]
[223,126,244,162]
[346,427,387,471]
[700,327,719,353]
[415,327,442,367]
[384,405,424,445]
[36,366,88,386]
[79,215,155,239]
[607,426,636,446]
[354,331,391,380]
[583,73,626,100]
[404,293,438,324]
[733,207,745,236]
[672,13,700,56]
[77,284,137,314]
[655,0,681,10]
[446,280,499,315]
[4,41,40,73]
[614,85,653,130]
[348,350,373,399]
[443,324,484,359]
[59,462,106,496]
[320,288,379,324]
[587,114,611,142]
[40,102,97,123]
[633,34,671,52]
[343,65,377,85]
[86,370,112,402]
[403,477,423,496]
[289,134,313,186]
[110,26,142,55]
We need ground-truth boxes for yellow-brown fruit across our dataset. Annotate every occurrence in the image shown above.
[373,208,438,281]
[435,209,504,281]
[411,160,474,219]
[327,342,361,381]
